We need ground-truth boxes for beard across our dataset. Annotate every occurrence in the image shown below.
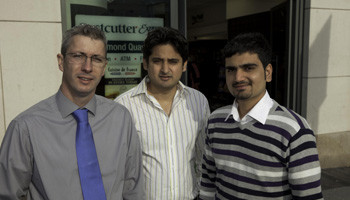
[231,81,252,100]
[234,91,252,100]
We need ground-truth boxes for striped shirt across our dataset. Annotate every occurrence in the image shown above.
[115,77,210,200]
[199,92,323,200]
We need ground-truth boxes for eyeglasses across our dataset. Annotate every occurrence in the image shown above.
[65,53,107,67]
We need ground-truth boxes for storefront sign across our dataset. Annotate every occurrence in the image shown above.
[75,15,164,99]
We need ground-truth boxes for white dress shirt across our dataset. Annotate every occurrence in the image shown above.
[115,77,210,200]
[226,91,274,125]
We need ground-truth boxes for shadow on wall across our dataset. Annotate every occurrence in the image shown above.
[308,16,331,134]
[0,53,6,140]
[310,16,350,168]
[0,55,5,141]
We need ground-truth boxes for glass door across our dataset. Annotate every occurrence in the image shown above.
[61,0,185,99]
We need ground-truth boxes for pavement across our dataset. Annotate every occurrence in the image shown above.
[323,187,350,200]
[321,167,350,200]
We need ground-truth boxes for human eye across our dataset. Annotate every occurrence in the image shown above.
[72,53,84,58]
[225,67,236,73]
[168,59,179,65]
[243,64,256,71]
[244,66,253,71]
[152,58,162,63]
[66,53,86,64]
[92,56,105,63]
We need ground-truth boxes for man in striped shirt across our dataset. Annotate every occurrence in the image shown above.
[199,32,323,199]
[115,27,210,200]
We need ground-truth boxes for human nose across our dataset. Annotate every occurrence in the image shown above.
[81,56,93,72]
[160,61,170,73]
[234,68,245,82]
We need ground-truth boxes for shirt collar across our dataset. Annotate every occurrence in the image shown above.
[225,91,273,125]
[56,90,97,118]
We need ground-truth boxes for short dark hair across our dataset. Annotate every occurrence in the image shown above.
[61,24,107,56]
[223,32,272,68]
[142,27,188,63]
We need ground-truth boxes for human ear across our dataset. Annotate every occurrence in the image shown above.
[57,54,64,72]
[183,60,188,72]
[265,64,273,82]
[142,58,148,71]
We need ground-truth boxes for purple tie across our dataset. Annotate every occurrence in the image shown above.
[73,109,107,200]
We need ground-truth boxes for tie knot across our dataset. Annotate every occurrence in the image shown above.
[72,109,89,123]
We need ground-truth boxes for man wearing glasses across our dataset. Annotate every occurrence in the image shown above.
[0,24,144,199]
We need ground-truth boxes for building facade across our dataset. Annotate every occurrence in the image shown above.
[0,0,349,168]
